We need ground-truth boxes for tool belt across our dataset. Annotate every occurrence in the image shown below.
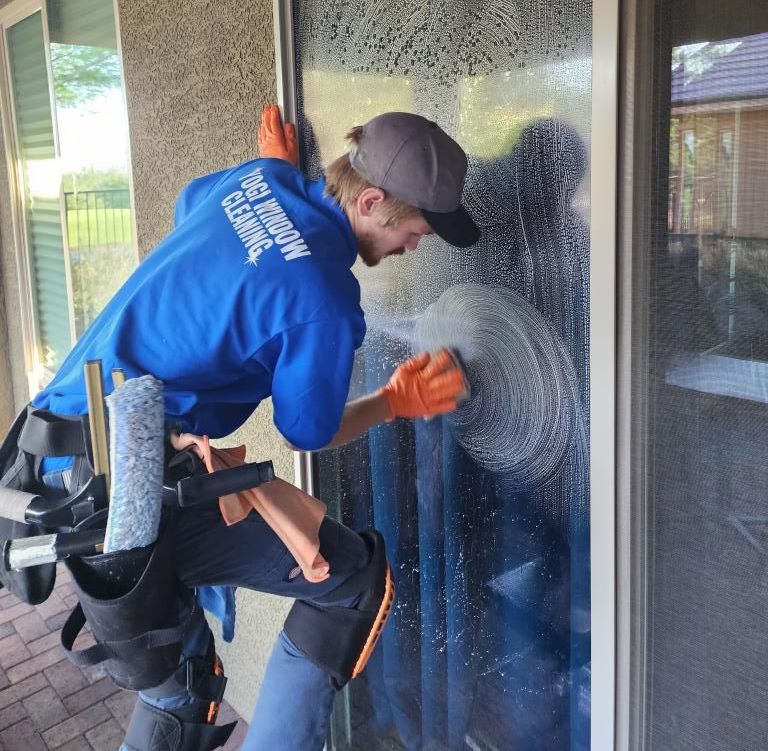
[0,404,189,692]
[61,514,197,691]
[0,402,273,695]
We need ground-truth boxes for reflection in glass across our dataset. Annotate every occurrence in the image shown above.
[6,12,69,370]
[665,31,768,396]
[47,0,136,338]
[639,16,768,750]
[292,0,592,748]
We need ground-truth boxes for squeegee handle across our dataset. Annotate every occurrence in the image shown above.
[4,529,105,571]
[174,460,275,507]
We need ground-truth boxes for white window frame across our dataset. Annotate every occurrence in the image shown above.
[591,0,619,747]
[0,0,78,394]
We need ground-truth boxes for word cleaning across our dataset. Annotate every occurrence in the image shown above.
[221,167,310,266]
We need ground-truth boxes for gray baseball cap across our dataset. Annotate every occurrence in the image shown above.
[349,112,480,248]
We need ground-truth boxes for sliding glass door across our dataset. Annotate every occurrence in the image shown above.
[623,0,768,748]
[287,0,596,747]
[4,7,71,371]
[1,0,135,385]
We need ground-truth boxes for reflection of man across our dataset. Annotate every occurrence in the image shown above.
[23,107,478,750]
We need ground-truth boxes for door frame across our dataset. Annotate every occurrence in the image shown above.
[0,0,78,392]
[591,0,620,747]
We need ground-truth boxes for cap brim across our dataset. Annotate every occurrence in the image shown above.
[422,205,480,248]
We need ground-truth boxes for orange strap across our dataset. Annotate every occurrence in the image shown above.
[206,653,224,725]
[351,564,395,680]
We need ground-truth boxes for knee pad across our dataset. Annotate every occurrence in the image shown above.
[283,529,395,689]
[122,639,236,751]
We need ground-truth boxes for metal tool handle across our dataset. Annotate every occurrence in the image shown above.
[4,529,104,571]
[84,360,110,499]
[174,460,275,507]
[11,461,276,570]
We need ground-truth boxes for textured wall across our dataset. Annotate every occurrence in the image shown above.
[0,0,10,430]
[117,0,278,258]
[0,0,29,426]
[116,0,294,721]
[210,403,294,721]
[0,129,16,432]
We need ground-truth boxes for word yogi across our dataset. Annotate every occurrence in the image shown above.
[221,166,311,265]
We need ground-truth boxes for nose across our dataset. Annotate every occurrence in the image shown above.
[405,235,422,251]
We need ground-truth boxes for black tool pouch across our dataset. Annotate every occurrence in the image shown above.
[61,517,197,691]
[0,407,55,604]
[0,404,99,604]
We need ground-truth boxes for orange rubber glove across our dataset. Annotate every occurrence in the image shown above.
[258,104,298,166]
[379,348,467,420]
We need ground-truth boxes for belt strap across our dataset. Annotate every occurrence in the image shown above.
[143,644,227,708]
[18,410,86,457]
[61,601,193,668]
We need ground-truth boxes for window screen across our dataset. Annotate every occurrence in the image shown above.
[627,1,768,748]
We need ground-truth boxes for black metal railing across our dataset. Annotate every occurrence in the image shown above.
[63,189,135,337]
[64,189,132,250]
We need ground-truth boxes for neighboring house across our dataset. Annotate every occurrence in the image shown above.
[669,31,768,237]
[668,33,768,355]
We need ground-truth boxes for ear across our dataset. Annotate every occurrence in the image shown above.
[356,187,386,218]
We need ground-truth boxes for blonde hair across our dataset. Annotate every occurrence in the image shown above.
[325,126,422,227]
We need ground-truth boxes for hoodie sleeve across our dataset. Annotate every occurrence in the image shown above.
[271,318,363,451]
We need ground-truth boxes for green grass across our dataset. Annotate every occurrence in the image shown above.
[64,206,136,335]
[66,207,133,249]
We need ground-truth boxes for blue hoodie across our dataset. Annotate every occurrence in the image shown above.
[36,158,365,449]
[34,158,366,639]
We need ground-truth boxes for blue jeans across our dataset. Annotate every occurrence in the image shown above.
[156,507,369,750]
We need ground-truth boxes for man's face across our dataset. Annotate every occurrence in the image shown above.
[353,194,434,267]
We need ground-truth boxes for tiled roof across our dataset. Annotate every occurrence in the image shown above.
[672,32,768,104]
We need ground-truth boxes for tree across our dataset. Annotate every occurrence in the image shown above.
[50,43,120,108]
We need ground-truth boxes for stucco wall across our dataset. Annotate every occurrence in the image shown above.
[0,0,292,721]
[116,0,280,259]
[0,0,11,432]
[116,0,293,721]
[0,127,22,432]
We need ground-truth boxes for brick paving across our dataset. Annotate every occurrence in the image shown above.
[0,564,248,750]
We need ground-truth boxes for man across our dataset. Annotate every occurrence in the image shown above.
[28,107,479,750]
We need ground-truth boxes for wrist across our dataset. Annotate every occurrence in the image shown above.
[376,386,396,422]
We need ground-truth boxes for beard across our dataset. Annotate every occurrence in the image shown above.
[356,233,380,267]
[356,229,405,267]
[356,229,384,267]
